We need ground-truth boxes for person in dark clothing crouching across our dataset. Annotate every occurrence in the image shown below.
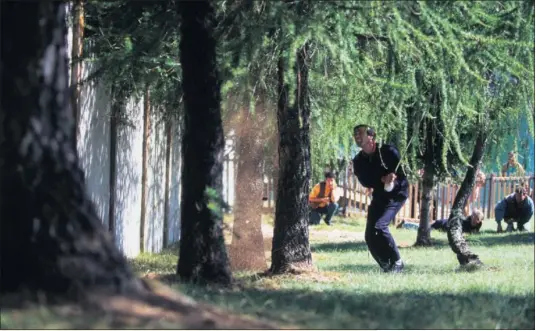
[352,125,408,273]
[431,208,484,233]
[399,209,484,234]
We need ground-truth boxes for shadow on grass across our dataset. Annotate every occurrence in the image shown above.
[311,241,368,253]
[321,263,507,275]
[465,232,535,247]
[397,231,535,250]
[177,286,534,330]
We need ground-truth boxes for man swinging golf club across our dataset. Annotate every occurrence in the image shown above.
[352,125,408,273]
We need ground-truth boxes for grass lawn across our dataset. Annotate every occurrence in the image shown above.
[1,215,534,329]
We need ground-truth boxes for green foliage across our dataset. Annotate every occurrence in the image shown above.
[306,1,534,183]
[205,187,224,219]
[82,0,534,182]
[83,1,182,116]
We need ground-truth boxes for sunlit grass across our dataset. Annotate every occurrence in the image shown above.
[2,215,533,329]
[126,215,535,329]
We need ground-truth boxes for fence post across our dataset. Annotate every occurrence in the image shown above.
[487,174,495,219]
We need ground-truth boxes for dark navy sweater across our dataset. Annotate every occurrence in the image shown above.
[352,143,409,201]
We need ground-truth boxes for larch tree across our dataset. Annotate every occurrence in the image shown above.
[217,1,279,271]
[341,1,534,247]
[443,1,534,266]
[175,0,233,285]
[1,0,145,298]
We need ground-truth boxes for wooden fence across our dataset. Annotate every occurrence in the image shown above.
[337,174,535,223]
[224,156,534,223]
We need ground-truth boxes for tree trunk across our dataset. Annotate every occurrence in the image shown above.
[447,129,488,267]
[229,101,267,271]
[416,170,434,246]
[271,130,280,206]
[176,0,232,285]
[415,118,435,246]
[139,86,151,253]
[162,117,173,248]
[1,1,144,298]
[108,92,120,236]
[70,0,84,146]
[270,45,313,274]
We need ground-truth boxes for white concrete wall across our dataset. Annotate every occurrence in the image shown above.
[77,62,112,228]
[68,6,244,257]
[167,116,182,243]
[67,5,111,228]
[113,98,143,257]
[144,110,167,253]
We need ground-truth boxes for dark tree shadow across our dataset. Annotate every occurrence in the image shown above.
[465,232,535,247]
[175,286,534,330]
[311,241,369,253]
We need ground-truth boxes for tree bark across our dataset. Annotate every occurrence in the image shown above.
[416,84,444,246]
[70,0,84,146]
[139,86,151,253]
[415,117,435,246]
[162,116,173,248]
[176,0,232,285]
[108,92,120,236]
[0,1,144,298]
[447,129,488,267]
[270,44,313,274]
[229,100,267,271]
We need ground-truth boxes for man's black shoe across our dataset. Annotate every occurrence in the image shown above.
[384,261,404,274]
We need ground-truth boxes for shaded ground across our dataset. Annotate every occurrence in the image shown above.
[0,280,279,329]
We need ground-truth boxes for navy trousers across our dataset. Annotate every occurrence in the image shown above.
[365,197,405,268]
[310,202,339,225]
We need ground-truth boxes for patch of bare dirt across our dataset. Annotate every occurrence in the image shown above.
[291,270,344,283]
[309,229,364,242]
[397,241,414,248]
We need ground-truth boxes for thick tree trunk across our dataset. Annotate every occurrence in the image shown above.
[447,130,487,267]
[270,45,313,274]
[176,0,232,285]
[229,102,267,271]
[0,1,143,298]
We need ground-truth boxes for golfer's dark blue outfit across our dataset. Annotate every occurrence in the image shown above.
[353,143,408,269]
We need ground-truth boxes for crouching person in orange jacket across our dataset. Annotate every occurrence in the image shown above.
[309,172,339,226]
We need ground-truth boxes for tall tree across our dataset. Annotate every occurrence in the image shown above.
[270,43,314,274]
[447,126,488,268]
[0,0,144,297]
[175,0,232,285]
